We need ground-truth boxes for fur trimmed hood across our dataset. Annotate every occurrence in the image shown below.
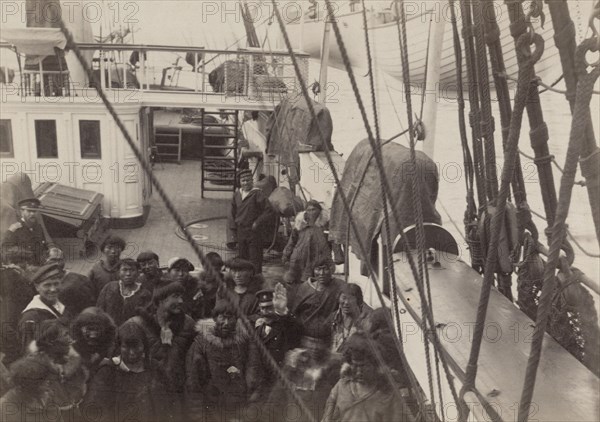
[293,209,329,231]
[71,307,116,357]
[27,342,83,378]
[193,318,251,348]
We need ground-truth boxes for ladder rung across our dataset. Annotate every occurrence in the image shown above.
[203,168,236,173]
[203,123,238,128]
[203,145,236,150]
[203,133,236,139]
[204,156,234,161]
[202,187,235,192]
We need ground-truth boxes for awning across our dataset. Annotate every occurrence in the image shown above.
[1,27,67,55]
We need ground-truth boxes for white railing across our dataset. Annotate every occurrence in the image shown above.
[1,43,310,101]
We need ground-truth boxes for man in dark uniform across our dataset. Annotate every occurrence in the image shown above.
[248,286,301,402]
[227,169,275,274]
[1,198,49,266]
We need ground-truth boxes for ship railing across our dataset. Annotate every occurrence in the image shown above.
[0,42,310,101]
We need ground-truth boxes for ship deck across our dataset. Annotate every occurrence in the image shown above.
[64,161,235,275]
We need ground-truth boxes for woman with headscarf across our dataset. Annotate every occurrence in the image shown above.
[283,200,332,281]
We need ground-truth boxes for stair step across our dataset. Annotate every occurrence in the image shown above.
[203,145,236,150]
[203,134,237,139]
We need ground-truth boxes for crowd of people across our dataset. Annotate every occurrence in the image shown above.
[1,176,415,422]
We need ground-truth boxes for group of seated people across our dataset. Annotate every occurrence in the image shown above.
[1,233,415,422]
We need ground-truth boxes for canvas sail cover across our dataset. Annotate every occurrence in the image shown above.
[266,95,334,183]
[329,139,441,263]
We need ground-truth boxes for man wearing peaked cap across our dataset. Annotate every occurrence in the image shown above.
[2,197,50,266]
[19,263,65,351]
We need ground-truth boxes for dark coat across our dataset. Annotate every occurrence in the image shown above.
[82,358,173,422]
[127,307,196,394]
[88,260,120,299]
[0,389,58,422]
[247,313,302,399]
[58,271,96,325]
[1,219,48,266]
[0,266,36,364]
[227,188,275,245]
[185,319,253,420]
[179,274,205,321]
[18,296,64,352]
[96,281,152,327]
[288,277,345,327]
[216,274,265,317]
[283,214,332,281]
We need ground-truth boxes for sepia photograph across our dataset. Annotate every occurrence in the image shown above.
[0,0,599,421]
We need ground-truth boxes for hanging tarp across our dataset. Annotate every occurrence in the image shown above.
[1,28,66,56]
[329,139,441,263]
[266,94,333,183]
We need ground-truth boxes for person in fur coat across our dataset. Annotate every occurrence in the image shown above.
[185,301,256,422]
[322,332,415,422]
[126,281,195,397]
[282,200,332,282]
[82,321,174,422]
[70,307,116,377]
[24,320,88,418]
[0,355,55,422]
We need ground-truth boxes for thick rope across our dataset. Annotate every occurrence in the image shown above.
[472,0,499,201]
[461,32,545,402]
[393,0,456,415]
[459,0,488,204]
[271,2,418,416]
[481,0,529,209]
[449,0,476,228]
[55,18,319,422]
[360,0,440,411]
[505,0,559,232]
[517,38,600,422]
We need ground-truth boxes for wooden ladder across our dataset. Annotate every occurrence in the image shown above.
[200,110,239,198]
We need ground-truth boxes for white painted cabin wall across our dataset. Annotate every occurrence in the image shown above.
[1,104,146,221]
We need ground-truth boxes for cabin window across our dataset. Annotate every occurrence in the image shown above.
[35,120,58,158]
[0,119,14,157]
[79,120,102,159]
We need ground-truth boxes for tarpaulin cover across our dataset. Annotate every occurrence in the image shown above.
[1,28,66,56]
[266,95,333,183]
[329,139,441,263]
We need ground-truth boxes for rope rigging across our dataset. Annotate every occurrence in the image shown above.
[459,0,487,274]
[518,37,600,422]
[460,26,546,420]
[546,0,600,245]
[270,2,425,418]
